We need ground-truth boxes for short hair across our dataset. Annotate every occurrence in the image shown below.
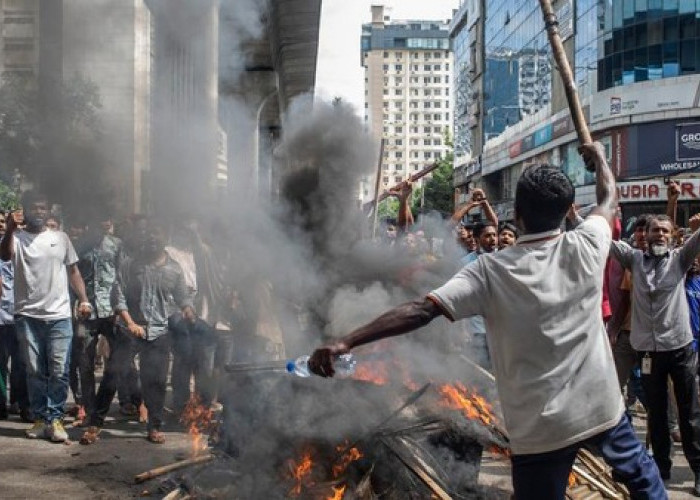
[20,189,48,209]
[473,222,497,239]
[500,222,519,238]
[645,214,673,233]
[634,214,650,230]
[515,164,574,233]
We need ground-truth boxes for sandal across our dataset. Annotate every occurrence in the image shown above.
[79,426,101,445]
[147,429,165,444]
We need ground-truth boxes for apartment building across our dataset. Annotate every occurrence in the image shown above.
[360,5,452,202]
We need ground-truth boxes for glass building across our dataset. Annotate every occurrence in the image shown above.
[598,0,700,90]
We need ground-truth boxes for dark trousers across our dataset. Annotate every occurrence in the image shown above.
[613,331,648,408]
[640,343,700,475]
[69,318,114,413]
[89,329,170,431]
[0,324,28,411]
[170,317,216,411]
[511,415,665,499]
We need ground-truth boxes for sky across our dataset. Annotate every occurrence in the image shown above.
[315,0,461,115]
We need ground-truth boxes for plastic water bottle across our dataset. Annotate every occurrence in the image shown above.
[286,354,356,378]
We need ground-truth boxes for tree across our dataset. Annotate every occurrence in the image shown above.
[412,150,454,216]
[0,178,19,212]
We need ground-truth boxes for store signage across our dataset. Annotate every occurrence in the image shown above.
[591,78,700,123]
[552,115,574,139]
[677,123,700,161]
[617,178,700,203]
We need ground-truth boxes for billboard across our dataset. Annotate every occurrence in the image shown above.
[632,121,700,176]
[676,123,700,161]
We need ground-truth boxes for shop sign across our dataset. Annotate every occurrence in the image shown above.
[552,115,574,139]
[676,123,700,161]
[617,178,700,203]
[534,124,552,147]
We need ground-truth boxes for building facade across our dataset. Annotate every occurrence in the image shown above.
[360,5,452,202]
[452,0,700,226]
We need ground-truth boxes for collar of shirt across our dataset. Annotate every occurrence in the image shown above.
[516,228,562,245]
[643,249,671,259]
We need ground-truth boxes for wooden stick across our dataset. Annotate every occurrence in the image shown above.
[134,454,214,483]
[538,0,593,170]
[364,161,440,213]
[572,464,623,499]
[371,139,385,239]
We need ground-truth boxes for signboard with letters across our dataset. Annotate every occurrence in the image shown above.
[676,123,700,161]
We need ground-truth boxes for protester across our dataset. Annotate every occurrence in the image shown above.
[70,216,123,426]
[80,218,194,445]
[309,142,664,499]
[498,223,518,249]
[610,210,700,494]
[0,211,29,421]
[0,191,91,442]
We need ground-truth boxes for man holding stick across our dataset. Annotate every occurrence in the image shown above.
[309,143,664,499]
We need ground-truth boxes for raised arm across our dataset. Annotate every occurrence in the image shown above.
[610,239,635,269]
[679,214,700,270]
[480,198,499,228]
[581,142,617,225]
[308,298,443,377]
[0,211,21,262]
[666,180,680,226]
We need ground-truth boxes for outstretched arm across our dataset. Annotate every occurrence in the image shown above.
[308,298,443,377]
[666,180,680,226]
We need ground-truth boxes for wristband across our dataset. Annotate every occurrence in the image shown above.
[79,302,93,309]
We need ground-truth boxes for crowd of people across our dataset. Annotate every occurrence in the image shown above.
[4,145,700,497]
[0,190,243,445]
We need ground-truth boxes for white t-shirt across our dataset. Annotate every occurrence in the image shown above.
[12,229,78,320]
[429,216,624,455]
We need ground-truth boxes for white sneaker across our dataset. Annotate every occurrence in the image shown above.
[25,420,48,439]
[48,420,68,442]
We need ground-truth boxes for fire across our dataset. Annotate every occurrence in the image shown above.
[352,361,389,385]
[287,449,314,497]
[326,485,346,500]
[438,382,495,427]
[332,441,363,478]
[180,395,215,457]
[568,471,577,487]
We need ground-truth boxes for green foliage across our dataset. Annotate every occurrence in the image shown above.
[0,179,19,211]
[377,197,399,220]
[413,151,454,216]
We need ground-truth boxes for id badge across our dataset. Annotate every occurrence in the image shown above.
[641,355,652,375]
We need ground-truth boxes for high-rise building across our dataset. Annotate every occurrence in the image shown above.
[0,0,39,78]
[451,0,700,224]
[360,5,452,203]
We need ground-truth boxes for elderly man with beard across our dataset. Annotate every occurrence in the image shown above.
[610,212,700,494]
[80,218,194,445]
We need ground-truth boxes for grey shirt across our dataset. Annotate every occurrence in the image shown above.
[111,255,193,340]
[610,229,700,352]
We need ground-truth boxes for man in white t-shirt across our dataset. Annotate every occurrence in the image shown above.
[309,143,664,499]
[0,191,91,443]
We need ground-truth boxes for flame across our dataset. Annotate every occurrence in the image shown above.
[438,382,495,427]
[568,471,577,487]
[332,441,363,478]
[180,394,215,457]
[286,449,314,497]
[326,485,346,500]
[352,361,389,385]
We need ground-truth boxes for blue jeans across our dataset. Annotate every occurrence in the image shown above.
[15,316,72,423]
[511,415,666,500]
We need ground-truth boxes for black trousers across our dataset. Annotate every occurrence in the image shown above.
[89,329,170,431]
[69,318,114,413]
[169,317,216,412]
[640,342,700,475]
[0,324,28,411]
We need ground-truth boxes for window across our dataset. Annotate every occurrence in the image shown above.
[383,77,389,85]
[383,101,389,108]
[434,88,441,96]
[445,63,450,71]
[413,64,420,71]
[396,152,403,159]
[410,138,419,145]
[424,126,431,133]
[383,177,389,184]
[383,90,389,96]
[395,126,403,133]
[414,165,420,171]
[434,126,441,133]
[395,176,402,183]
[411,127,419,133]
[424,52,430,60]
[395,77,403,85]
[434,114,442,121]
[434,76,441,83]
[424,152,432,159]
[434,101,442,108]
[396,139,403,146]
[383,64,389,71]
[383,151,389,158]
[424,102,431,108]
[412,52,419,59]
[434,64,441,71]
[410,101,418,108]
[395,64,403,71]
[424,139,431,145]
[412,151,419,158]
[395,52,402,58]
[424,65,431,71]
[395,89,403,96]
[383,126,388,133]
[383,114,389,121]
[434,138,442,146]
[384,52,389,58]
[424,89,431,96]
[434,152,441,158]
[394,113,403,121]
[424,77,431,84]
[383,165,389,171]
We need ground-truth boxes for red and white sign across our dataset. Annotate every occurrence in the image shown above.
[617,178,700,203]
